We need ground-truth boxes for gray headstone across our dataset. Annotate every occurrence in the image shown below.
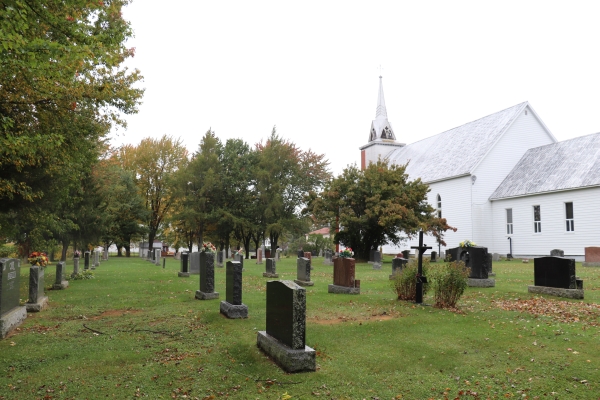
[234,253,244,270]
[189,252,200,274]
[94,250,100,267]
[200,252,216,293]
[266,258,277,275]
[266,280,306,349]
[226,260,243,305]
[430,251,437,262]
[391,257,408,277]
[55,262,64,285]
[550,249,564,257]
[372,250,382,269]
[275,249,281,262]
[492,253,500,261]
[73,258,80,275]
[84,251,90,269]
[180,252,189,273]
[154,249,161,266]
[217,250,224,267]
[1,259,21,316]
[296,257,311,283]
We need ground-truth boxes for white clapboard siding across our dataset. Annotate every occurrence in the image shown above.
[491,187,600,257]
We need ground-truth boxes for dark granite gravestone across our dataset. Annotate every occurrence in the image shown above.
[401,250,410,259]
[0,259,27,338]
[550,249,564,257]
[220,261,247,318]
[487,253,495,277]
[257,280,315,372]
[430,251,437,262]
[217,250,224,267]
[294,257,313,286]
[372,251,382,270]
[189,252,200,274]
[84,251,90,270]
[448,246,490,279]
[534,257,576,289]
[263,258,278,278]
[329,257,359,294]
[53,262,69,290]
[26,265,48,312]
[195,252,218,300]
[390,257,408,279]
[368,249,375,264]
[297,250,304,258]
[178,252,190,277]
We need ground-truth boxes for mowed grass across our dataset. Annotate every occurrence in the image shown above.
[1,256,600,399]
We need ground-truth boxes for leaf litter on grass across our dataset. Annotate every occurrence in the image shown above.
[494,297,600,326]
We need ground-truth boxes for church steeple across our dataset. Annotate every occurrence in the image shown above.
[369,76,396,142]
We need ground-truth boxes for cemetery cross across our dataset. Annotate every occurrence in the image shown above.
[411,230,431,304]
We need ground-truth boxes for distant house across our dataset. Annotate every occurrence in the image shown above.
[360,76,599,259]
[306,227,330,239]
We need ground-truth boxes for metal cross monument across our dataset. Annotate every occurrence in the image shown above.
[411,230,432,304]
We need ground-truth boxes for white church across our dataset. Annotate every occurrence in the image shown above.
[360,77,600,259]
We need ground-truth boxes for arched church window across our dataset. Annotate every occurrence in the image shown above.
[437,194,442,218]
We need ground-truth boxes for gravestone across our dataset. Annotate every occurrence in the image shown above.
[550,249,564,257]
[529,256,583,299]
[263,258,279,278]
[368,249,375,264]
[174,252,181,260]
[294,257,313,286]
[72,257,80,277]
[102,249,108,261]
[195,252,219,300]
[178,252,190,277]
[189,252,200,274]
[318,249,323,258]
[401,250,410,259]
[303,251,312,262]
[323,249,333,266]
[487,253,495,277]
[154,249,161,266]
[256,246,264,264]
[53,262,69,290]
[257,280,316,372]
[234,253,244,270]
[84,251,90,270]
[0,259,27,338]
[583,247,600,267]
[94,250,100,268]
[275,249,281,262]
[448,245,495,287]
[372,250,382,270]
[297,250,304,258]
[329,257,360,294]
[492,253,500,261]
[217,250,224,268]
[26,264,49,312]
[390,257,408,279]
[430,251,437,262]
[220,261,247,318]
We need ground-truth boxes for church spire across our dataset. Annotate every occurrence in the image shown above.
[368,75,395,142]
[375,75,387,119]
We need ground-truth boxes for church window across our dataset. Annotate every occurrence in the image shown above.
[437,195,442,218]
[565,202,574,232]
[506,208,513,235]
[533,205,541,233]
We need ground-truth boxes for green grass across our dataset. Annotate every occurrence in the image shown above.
[1,256,600,399]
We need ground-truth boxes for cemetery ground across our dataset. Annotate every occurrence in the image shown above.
[2,257,600,399]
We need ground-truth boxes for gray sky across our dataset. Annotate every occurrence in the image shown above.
[111,0,600,176]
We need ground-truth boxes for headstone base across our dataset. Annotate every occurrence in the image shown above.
[91,266,96,270]
[528,285,584,299]
[323,261,333,266]
[257,331,316,373]
[328,284,360,295]
[293,279,314,287]
[263,272,279,278]
[177,272,190,277]
[52,281,69,290]
[372,263,382,270]
[488,272,496,277]
[195,290,219,300]
[220,301,248,319]
[25,296,48,312]
[0,306,27,338]
[583,262,600,267]
[467,278,495,288]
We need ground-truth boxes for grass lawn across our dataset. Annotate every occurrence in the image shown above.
[1,255,600,399]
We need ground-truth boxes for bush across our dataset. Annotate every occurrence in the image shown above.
[68,270,95,280]
[429,261,469,309]
[390,259,430,301]
[0,244,18,258]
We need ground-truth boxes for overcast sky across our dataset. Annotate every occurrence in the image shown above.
[110,0,600,176]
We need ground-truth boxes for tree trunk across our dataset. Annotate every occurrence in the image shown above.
[125,244,131,257]
[243,236,252,260]
[61,239,69,261]
[117,246,123,256]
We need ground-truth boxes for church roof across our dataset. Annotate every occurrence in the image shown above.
[385,102,530,183]
[490,132,600,200]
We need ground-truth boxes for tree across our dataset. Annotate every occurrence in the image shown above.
[0,0,143,210]
[306,160,455,261]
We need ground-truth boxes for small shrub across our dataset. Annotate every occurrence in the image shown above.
[390,259,430,301]
[68,270,95,280]
[429,261,469,308]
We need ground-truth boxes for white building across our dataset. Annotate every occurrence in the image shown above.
[360,77,600,259]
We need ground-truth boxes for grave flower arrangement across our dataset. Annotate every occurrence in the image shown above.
[459,240,476,247]
[73,250,81,258]
[235,248,245,256]
[28,251,49,267]
[201,242,216,253]
[339,247,353,258]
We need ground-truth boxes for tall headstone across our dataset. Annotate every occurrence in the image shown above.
[583,247,600,267]
[294,257,313,286]
[72,257,80,277]
[256,247,263,264]
[257,280,316,372]
[329,257,360,294]
[53,262,69,290]
[390,257,408,280]
[217,250,224,268]
[195,252,219,300]
[154,249,161,266]
[0,259,27,338]
[94,250,100,268]
[275,248,281,262]
[189,252,200,274]
[234,253,244,270]
[529,256,583,299]
[263,258,279,278]
[448,245,495,287]
[368,249,376,264]
[550,249,564,257]
[372,251,382,270]
[487,253,495,277]
[84,251,90,270]
[220,261,247,318]
[102,249,108,261]
[323,249,333,266]
[430,251,437,262]
[178,252,190,277]
[297,250,304,258]
[26,265,48,312]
